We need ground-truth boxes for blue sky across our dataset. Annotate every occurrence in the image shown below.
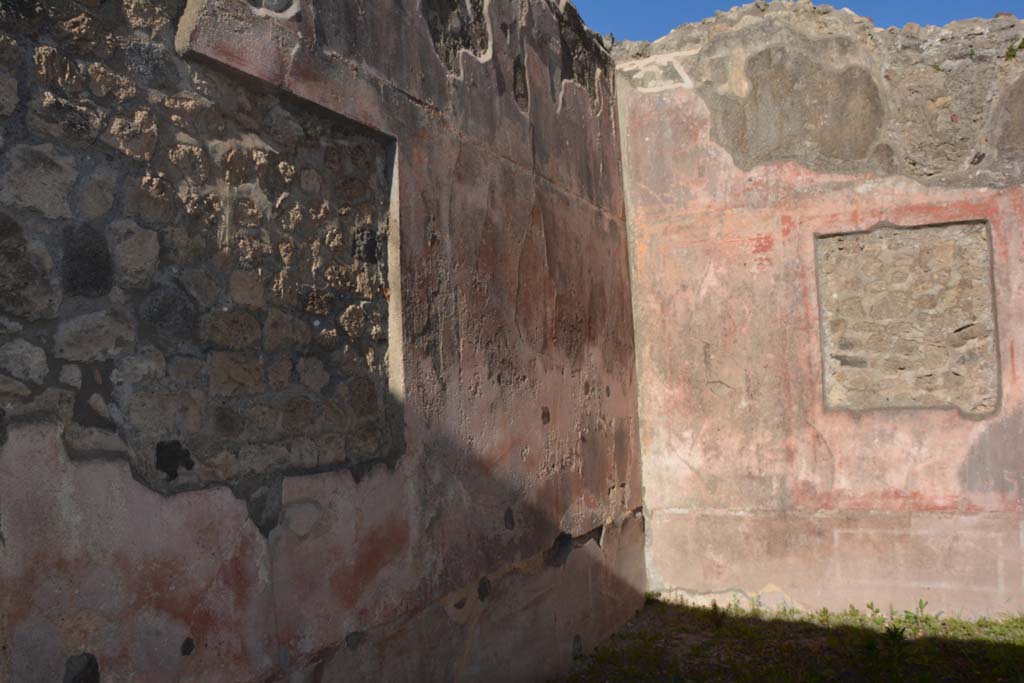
[575,1,1016,42]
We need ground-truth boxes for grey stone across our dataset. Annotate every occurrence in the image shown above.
[0,339,48,384]
[0,213,61,320]
[77,166,118,221]
[0,71,17,116]
[54,311,136,361]
[59,364,82,388]
[27,92,105,145]
[108,219,160,289]
[0,374,30,399]
[0,144,77,219]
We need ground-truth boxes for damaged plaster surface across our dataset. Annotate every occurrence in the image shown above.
[3,0,1023,679]
[617,2,1024,184]
[1,0,643,681]
[617,1,1024,618]
[0,0,400,536]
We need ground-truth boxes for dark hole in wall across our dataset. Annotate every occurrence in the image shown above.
[543,532,573,567]
[62,224,113,298]
[345,631,367,651]
[422,0,489,74]
[352,229,379,263]
[63,652,99,683]
[155,440,194,481]
[512,54,529,110]
[180,637,195,656]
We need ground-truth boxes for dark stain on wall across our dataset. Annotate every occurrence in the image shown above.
[62,224,114,298]
[513,53,529,110]
[63,652,100,683]
[696,44,884,172]
[423,0,490,74]
[961,409,1024,498]
[138,282,198,347]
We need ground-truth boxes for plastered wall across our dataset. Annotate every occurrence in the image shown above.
[617,2,1024,616]
[0,1,645,681]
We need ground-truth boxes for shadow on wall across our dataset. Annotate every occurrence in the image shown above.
[555,599,1024,683]
[276,399,647,683]
[0,0,644,680]
[1,393,646,683]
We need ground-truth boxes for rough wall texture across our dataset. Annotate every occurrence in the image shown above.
[0,0,644,681]
[617,2,1024,616]
[816,221,999,418]
[6,0,1022,678]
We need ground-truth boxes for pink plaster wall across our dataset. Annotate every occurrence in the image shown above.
[0,1,645,680]
[618,51,1024,615]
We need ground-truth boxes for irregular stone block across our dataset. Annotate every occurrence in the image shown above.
[263,308,311,352]
[103,108,159,161]
[0,144,77,219]
[228,269,264,308]
[0,374,30,399]
[65,424,130,455]
[59,364,82,388]
[0,212,61,319]
[27,92,106,146]
[0,71,17,116]
[0,339,48,384]
[32,45,84,93]
[76,166,118,221]
[54,311,136,362]
[199,310,261,350]
[86,63,138,101]
[108,219,160,289]
[138,283,197,344]
[208,351,262,396]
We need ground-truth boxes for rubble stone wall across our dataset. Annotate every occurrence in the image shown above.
[617,2,1024,616]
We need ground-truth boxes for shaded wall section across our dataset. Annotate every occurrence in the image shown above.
[617,3,1024,616]
[0,0,644,681]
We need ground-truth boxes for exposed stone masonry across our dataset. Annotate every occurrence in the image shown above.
[0,0,397,526]
[1,0,1022,680]
[616,1,1024,185]
[816,222,999,418]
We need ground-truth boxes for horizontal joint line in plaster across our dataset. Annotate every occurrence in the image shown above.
[649,508,1015,520]
[267,34,624,223]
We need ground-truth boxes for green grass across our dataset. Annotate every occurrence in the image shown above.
[554,597,1024,683]
[1006,38,1024,60]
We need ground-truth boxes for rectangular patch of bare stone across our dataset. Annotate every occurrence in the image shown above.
[815,221,999,418]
